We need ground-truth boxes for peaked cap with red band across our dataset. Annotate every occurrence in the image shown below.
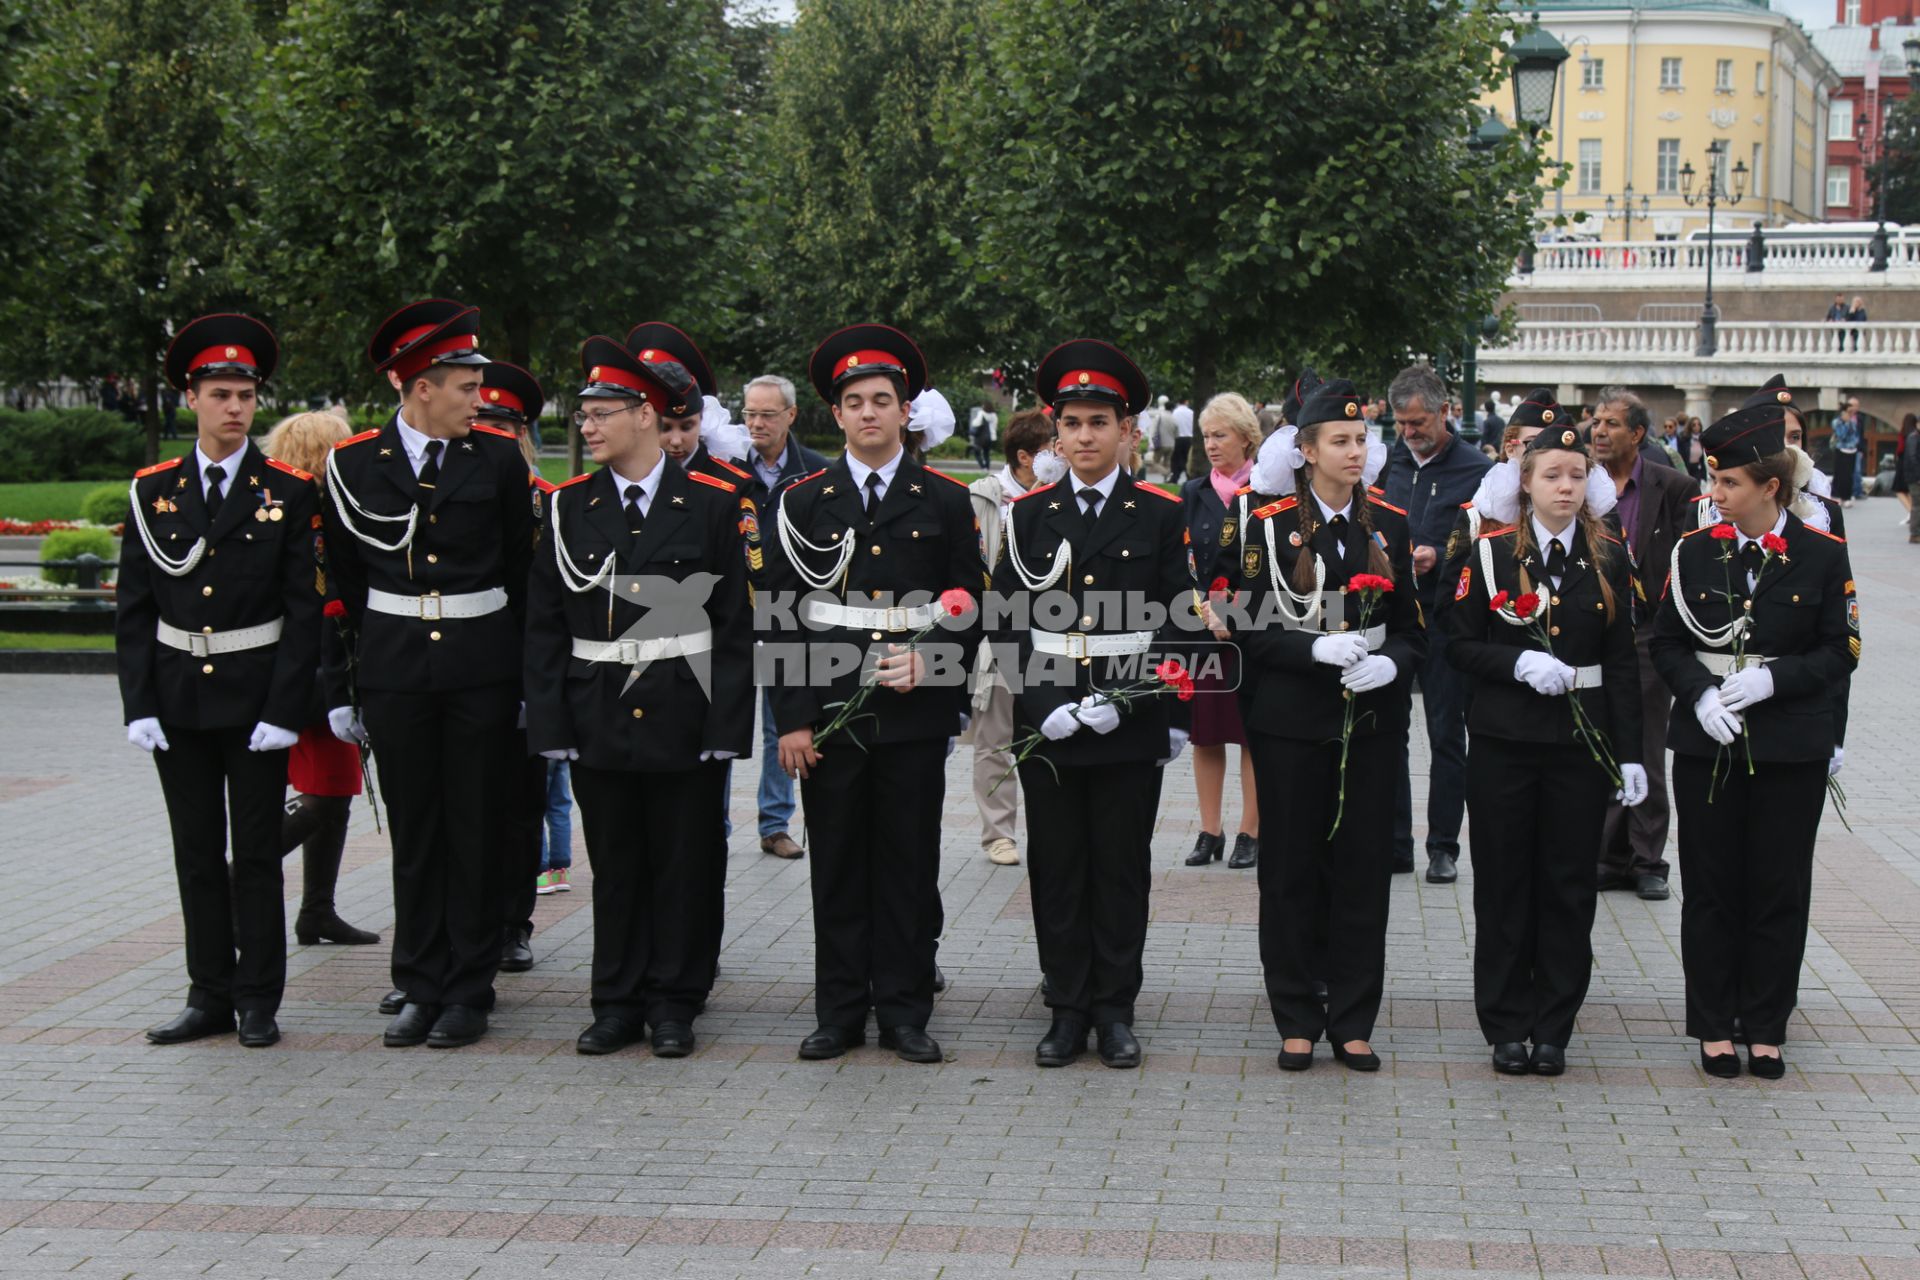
[1507,386,1565,431]
[367,299,489,382]
[476,361,545,428]
[626,321,717,400]
[1295,377,1367,428]
[1035,339,1149,416]
[1739,373,1804,423]
[808,324,927,404]
[578,336,676,413]
[1699,402,1787,470]
[164,314,279,391]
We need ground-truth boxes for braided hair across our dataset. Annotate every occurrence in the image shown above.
[1288,420,1394,592]
[1510,448,1618,623]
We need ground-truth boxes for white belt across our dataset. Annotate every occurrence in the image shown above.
[571,632,713,665]
[365,587,508,622]
[1568,664,1603,690]
[1281,616,1388,651]
[804,599,940,632]
[1030,629,1156,660]
[1696,651,1772,678]
[156,618,284,658]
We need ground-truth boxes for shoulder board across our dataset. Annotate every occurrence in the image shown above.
[1012,483,1056,503]
[923,467,970,489]
[531,475,556,493]
[1235,484,1253,496]
[689,470,738,494]
[335,429,380,449]
[1678,524,1713,539]
[789,468,830,490]
[1803,525,1846,544]
[1597,531,1622,545]
[265,457,313,482]
[1476,525,1516,540]
[1367,494,1407,516]
[1137,484,1181,503]
[1251,497,1297,520]
[711,456,752,481]
[1368,485,1384,496]
[134,456,183,479]
[468,422,516,441]
[1691,493,1711,504]
[556,473,592,489]
[1458,500,1474,512]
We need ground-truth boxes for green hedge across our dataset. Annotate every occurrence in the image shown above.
[0,409,146,483]
[80,484,131,526]
[39,528,117,585]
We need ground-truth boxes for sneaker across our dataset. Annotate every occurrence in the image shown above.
[535,871,558,896]
[985,838,1019,865]
[553,867,572,892]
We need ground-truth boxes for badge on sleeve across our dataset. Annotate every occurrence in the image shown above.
[1219,517,1236,548]
[1243,546,1262,579]
[1454,564,1472,601]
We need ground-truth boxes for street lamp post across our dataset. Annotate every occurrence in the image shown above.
[1507,16,1570,273]
[1678,141,1748,357]
[1862,111,1893,273]
[1603,186,1649,243]
[1462,108,1516,440]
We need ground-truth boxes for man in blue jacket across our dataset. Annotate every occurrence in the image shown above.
[1379,365,1491,883]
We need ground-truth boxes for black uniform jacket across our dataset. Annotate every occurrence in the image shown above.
[320,417,534,699]
[989,472,1196,768]
[1650,513,1857,763]
[760,453,983,745]
[1181,474,1244,589]
[116,440,321,732]
[1231,492,1425,742]
[1442,522,1642,758]
[523,462,752,771]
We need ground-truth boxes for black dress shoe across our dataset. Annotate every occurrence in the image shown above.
[1426,854,1458,884]
[1227,834,1258,869]
[238,1011,280,1048]
[1034,1016,1090,1067]
[1635,874,1671,901]
[878,1025,943,1063]
[1331,1043,1381,1072]
[1277,1043,1314,1072]
[650,1022,696,1058]
[1746,1049,1785,1080]
[1492,1042,1530,1075]
[378,989,407,1016]
[145,1007,234,1045]
[575,1015,646,1056]
[1700,1046,1742,1078]
[1530,1044,1565,1076]
[1391,851,1415,874]
[932,965,947,994]
[1184,832,1226,866]
[798,1025,865,1059]
[499,926,534,973]
[426,1004,487,1049]
[384,1002,437,1047]
[1095,1022,1141,1069]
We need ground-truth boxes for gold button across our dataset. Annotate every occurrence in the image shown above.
[1120,549,1130,558]
[1081,615,1094,627]
[870,546,882,556]
[1339,585,1349,595]
[1339,621,1351,631]
[201,663,214,675]
[1699,593,1707,601]
[427,554,438,564]
[871,590,882,600]
[429,630,442,640]
[911,530,921,539]
[630,583,641,593]
[1550,625,1561,636]
[201,585,213,597]
[1792,594,1801,603]
[1743,600,1753,612]
[871,631,883,641]
[1550,595,1561,607]
[207,548,216,557]
[202,626,213,635]
[1083,575,1095,585]
[1596,602,1605,611]
[631,708,644,719]
[429,514,438,524]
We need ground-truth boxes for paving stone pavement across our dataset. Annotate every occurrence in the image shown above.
[0,512,1916,1278]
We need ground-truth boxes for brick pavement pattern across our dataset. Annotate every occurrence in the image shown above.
[0,518,1914,1278]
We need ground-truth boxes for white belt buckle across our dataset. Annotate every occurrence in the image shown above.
[188,633,211,659]
[1064,632,1088,661]
[617,639,641,665]
[883,606,910,632]
[419,594,442,622]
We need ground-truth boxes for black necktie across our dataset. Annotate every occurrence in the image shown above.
[624,483,645,534]
[1326,512,1348,549]
[1078,487,1101,533]
[1545,538,1567,582]
[419,439,444,489]
[1739,540,1765,585]
[863,471,883,516]
[203,464,226,518]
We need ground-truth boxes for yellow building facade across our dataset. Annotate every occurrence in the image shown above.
[1487,2,1842,240]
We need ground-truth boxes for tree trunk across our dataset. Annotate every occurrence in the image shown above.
[142,370,160,467]
[1189,336,1220,420]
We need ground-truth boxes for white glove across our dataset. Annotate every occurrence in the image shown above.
[1076,695,1122,735]
[540,747,580,761]
[1693,688,1743,746]
[1718,665,1775,712]
[699,750,739,762]
[127,717,169,753]
[1339,654,1397,693]
[1159,727,1189,767]
[1829,746,1844,777]
[1040,704,1083,741]
[1616,762,1649,808]
[1311,634,1369,669]
[247,722,299,753]
[1513,650,1575,696]
[327,706,368,746]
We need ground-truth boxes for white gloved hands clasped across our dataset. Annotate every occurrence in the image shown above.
[247,722,299,753]
[1514,650,1576,696]
[1040,704,1083,741]
[1615,762,1649,808]
[1829,746,1845,777]
[1693,688,1743,746]
[1339,654,1397,693]
[1718,665,1775,712]
[1076,695,1122,735]
[1311,634,1369,669]
[127,717,169,753]
[327,706,369,746]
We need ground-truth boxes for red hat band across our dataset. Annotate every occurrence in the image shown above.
[392,331,480,382]
[838,350,906,380]
[1056,369,1128,401]
[187,345,258,375]
[481,387,525,416]
[586,363,670,413]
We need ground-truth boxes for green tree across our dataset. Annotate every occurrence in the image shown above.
[951,0,1553,403]
[1878,92,1920,227]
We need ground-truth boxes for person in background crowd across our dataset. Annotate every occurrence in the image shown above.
[162,388,181,440]
[969,401,996,469]
[1894,413,1917,527]
[1675,415,1706,482]
[1168,395,1195,483]
[533,759,573,894]
[1825,292,1848,323]
[1830,399,1861,507]
[1848,296,1868,352]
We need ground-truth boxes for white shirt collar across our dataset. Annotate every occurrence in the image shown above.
[1068,466,1121,503]
[996,464,1030,503]
[194,442,244,496]
[1312,491,1353,524]
[609,451,667,509]
[394,410,447,476]
[1531,514,1574,553]
[1737,509,1790,551]
[845,448,904,495]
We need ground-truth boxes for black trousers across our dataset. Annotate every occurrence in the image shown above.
[1251,731,1397,1043]
[1467,737,1607,1047]
[152,726,288,1015]
[800,737,945,1031]
[1672,753,1827,1044]
[1169,436,1192,482]
[1599,635,1672,880]
[570,760,723,1025]
[502,740,545,940]
[1020,758,1157,1025]
[362,682,518,1009]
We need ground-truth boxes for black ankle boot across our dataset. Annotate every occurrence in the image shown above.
[1184,832,1226,866]
[291,796,379,945]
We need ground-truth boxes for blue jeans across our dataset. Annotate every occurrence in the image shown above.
[537,760,573,871]
[1393,612,1469,861]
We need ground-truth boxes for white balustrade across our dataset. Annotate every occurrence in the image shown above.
[1518,234,1920,282]
[1490,320,1920,363]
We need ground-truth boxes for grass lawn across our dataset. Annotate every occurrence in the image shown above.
[0,441,191,522]
[0,630,113,650]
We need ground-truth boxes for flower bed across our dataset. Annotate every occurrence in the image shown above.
[0,519,86,535]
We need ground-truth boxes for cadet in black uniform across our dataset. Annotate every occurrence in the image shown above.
[1652,402,1858,1079]
[761,324,982,1063]
[1439,400,1645,1076]
[522,338,753,1057]
[1230,379,1424,1072]
[322,299,534,1050]
[990,340,1194,1069]
[626,321,754,489]
[117,314,320,1048]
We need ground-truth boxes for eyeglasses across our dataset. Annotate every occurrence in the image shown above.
[741,410,790,422]
[570,404,644,430]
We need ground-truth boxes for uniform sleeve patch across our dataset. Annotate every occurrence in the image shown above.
[1454,564,1472,601]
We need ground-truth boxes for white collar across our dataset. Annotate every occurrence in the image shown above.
[609,451,667,505]
[194,441,244,486]
[845,448,904,492]
[996,465,1030,501]
[1312,490,1353,524]
[1068,466,1122,502]
[1531,514,1575,551]
[394,410,439,464]
[1736,509,1790,550]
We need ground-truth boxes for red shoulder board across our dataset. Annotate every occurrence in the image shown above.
[1476,525,1515,540]
[1458,500,1475,512]
[335,429,380,449]
[790,468,829,490]
[1678,524,1712,539]
[1597,531,1622,545]
[266,457,313,482]
[1138,484,1181,503]
[1804,525,1846,544]
[1251,497,1297,520]
[1235,484,1253,496]
[1660,571,1672,600]
[1012,482,1056,503]
[1367,494,1407,516]
[711,457,751,481]
[924,467,970,489]
[468,422,515,440]
[135,456,183,479]
[531,475,557,493]
[689,470,738,494]
[1368,484,1384,495]
[556,473,592,489]
[1691,493,1711,504]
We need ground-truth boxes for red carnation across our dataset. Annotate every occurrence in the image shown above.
[1208,576,1230,596]
[1709,523,1737,541]
[323,600,348,620]
[1760,532,1788,556]
[939,588,974,619]
[1488,589,1510,612]
[1512,591,1541,620]
[1175,672,1196,702]
[1154,658,1189,687]
[1348,573,1395,595]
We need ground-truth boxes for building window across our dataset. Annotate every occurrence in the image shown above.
[1844,0,1862,22]
[1829,169,1851,207]
[1578,139,1603,194]
[1660,58,1683,90]
[1582,57,1604,90]
[1829,98,1854,141]
[1755,62,1765,95]
[1656,138,1681,194]
[1716,59,1733,92]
